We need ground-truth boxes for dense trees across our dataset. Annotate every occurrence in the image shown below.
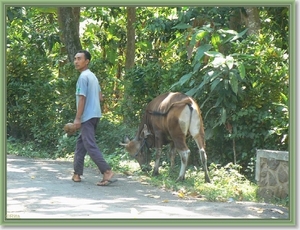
[6,6,291,179]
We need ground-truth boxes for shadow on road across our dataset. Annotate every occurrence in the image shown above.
[6,154,289,221]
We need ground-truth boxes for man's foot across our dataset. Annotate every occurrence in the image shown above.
[72,173,81,182]
[96,178,118,186]
[97,170,117,186]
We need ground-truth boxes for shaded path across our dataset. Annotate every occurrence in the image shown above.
[6,154,289,221]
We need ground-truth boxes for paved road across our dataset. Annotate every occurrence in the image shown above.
[6,154,289,224]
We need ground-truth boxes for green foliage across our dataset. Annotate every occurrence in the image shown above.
[6,9,63,150]
[7,138,50,159]
[55,134,77,159]
[199,162,258,202]
[121,62,170,126]
[95,113,131,153]
[134,161,259,203]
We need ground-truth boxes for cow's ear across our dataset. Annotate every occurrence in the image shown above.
[141,124,151,138]
[124,136,130,143]
[119,136,130,146]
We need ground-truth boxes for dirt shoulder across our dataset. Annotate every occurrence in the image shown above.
[6,154,289,223]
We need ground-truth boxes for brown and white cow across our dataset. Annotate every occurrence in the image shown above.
[121,92,211,183]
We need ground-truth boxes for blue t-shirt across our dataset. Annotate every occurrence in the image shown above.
[76,69,102,123]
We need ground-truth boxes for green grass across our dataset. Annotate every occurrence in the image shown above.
[124,161,260,203]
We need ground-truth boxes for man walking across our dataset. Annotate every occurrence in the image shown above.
[72,50,117,186]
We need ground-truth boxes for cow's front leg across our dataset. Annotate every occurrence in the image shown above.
[176,149,190,181]
[152,148,162,176]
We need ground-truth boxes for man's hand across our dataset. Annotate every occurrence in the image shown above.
[73,118,81,130]
[99,92,104,102]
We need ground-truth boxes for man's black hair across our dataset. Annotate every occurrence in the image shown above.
[78,50,91,61]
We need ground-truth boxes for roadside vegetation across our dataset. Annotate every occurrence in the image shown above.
[7,115,288,208]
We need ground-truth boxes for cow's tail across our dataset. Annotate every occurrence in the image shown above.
[187,103,193,133]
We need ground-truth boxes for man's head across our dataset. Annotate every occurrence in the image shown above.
[74,50,91,72]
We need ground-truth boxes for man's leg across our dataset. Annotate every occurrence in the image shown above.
[73,134,87,181]
[81,118,111,174]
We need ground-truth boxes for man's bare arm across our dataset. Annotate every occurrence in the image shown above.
[74,95,86,129]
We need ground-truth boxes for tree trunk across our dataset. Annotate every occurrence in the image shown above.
[244,7,261,36]
[228,8,247,32]
[125,7,136,71]
[57,7,82,62]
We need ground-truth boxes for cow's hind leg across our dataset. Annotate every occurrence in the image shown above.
[176,149,190,181]
[168,143,177,176]
[199,148,211,183]
[193,134,211,183]
[189,109,211,183]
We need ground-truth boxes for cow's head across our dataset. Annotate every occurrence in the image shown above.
[121,124,152,172]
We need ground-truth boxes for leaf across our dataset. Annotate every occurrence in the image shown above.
[179,73,193,86]
[279,92,288,103]
[218,29,238,35]
[193,44,212,64]
[225,56,234,69]
[197,73,210,91]
[221,107,227,125]
[237,28,248,39]
[215,96,223,107]
[237,62,246,79]
[170,72,193,89]
[189,79,195,87]
[196,30,209,40]
[211,33,221,48]
[185,87,197,97]
[229,72,238,95]
[220,28,248,43]
[209,70,223,82]
[172,22,192,30]
[177,191,185,198]
[188,191,200,197]
[193,62,201,73]
[210,78,221,92]
[205,51,224,57]
[211,56,225,67]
